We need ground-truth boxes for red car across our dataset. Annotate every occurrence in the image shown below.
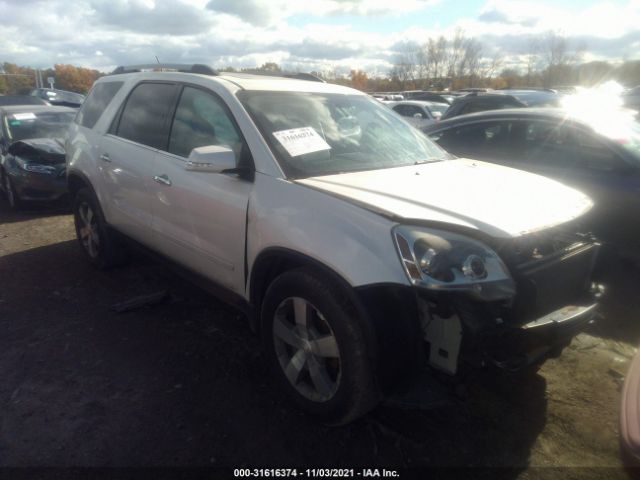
[621,347,640,464]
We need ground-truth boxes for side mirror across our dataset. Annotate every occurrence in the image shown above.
[185,145,236,173]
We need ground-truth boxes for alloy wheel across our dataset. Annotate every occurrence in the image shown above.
[272,297,341,402]
[77,201,100,258]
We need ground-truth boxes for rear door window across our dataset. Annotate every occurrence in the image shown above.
[114,82,177,149]
[75,82,123,129]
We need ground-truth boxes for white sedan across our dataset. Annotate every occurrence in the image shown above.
[388,100,449,128]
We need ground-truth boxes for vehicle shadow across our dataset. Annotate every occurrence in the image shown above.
[366,371,547,472]
[0,240,547,474]
[0,197,71,224]
[587,249,640,346]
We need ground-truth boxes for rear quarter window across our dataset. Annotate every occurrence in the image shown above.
[75,82,124,129]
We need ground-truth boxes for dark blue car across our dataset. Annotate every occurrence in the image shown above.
[422,107,640,248]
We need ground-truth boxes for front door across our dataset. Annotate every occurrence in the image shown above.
[149,85,253,293]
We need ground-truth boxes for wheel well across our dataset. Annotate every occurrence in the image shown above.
[250,249,356,323]
[67,173,90,199]
[250,251,307,313]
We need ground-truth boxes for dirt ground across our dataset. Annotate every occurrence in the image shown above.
[1,199,639,479]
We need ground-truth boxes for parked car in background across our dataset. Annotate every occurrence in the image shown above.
[440,93,526,120]
[388,100,449,128]
[458,88,493,93]
[66,64,601,424]
[623,86,640,111]
[0,105,75,209]
[30,88,85,108]
[423,108,640,247]
[410,92,458,105]
[497,89,561,107]
[552,86,579,95]
[0,95,50,106]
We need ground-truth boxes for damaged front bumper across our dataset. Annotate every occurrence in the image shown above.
[481,288,602,372]
[418,237,603,376]
[355,232,602,393]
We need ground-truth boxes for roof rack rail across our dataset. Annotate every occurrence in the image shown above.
[111,64,218,76]
[234,71,325,83]
[282,73,325,83]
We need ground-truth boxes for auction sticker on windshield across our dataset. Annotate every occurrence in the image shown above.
[273,127,331,157]
[12,113,37,120]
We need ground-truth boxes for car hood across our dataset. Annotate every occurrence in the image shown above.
[10,138,66,164]
[296,159,593,239]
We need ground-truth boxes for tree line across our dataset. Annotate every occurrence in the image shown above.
[377,30,640,92]
[0,63,102,95]
[3,38,640,97]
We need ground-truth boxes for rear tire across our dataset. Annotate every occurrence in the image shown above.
[261,268,379,425]
[73,188,127,269]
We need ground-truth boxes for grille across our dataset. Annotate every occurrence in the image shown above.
[496,226,599,323]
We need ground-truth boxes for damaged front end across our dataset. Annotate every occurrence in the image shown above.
[393,224,602,376]
[4,138,68,202]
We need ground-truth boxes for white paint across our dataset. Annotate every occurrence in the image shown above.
[298,159,593,239]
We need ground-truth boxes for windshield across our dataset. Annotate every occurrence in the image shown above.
[5,110,75,142]
[238,91,448,178]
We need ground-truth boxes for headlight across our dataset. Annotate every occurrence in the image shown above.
[393,225,516,300]
[16,157,56,175]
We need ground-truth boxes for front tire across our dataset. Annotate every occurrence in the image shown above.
[261,268,379,424]
[73,188,127,269]
[3,172,21,210]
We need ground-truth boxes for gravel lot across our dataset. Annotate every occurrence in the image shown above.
[1,199,639,479]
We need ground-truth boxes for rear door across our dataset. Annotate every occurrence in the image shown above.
[149,84,253,293]
[99,82,178,244]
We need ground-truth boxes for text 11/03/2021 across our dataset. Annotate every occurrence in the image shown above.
[233,469,399,478]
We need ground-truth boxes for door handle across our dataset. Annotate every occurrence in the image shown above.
[153,174,172,186]
[100,153,111,162]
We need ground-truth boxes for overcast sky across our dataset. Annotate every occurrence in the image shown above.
[1,0,638,76]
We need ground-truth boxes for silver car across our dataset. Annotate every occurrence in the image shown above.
[66,64,602,424]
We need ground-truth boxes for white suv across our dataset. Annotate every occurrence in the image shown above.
[66,64,601,424]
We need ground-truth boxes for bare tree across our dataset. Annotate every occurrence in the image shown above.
[480,50,504,85]
[394,43,425,89]
[525,38,540,85]
[461,38,483,85]
[445,27,465,84]
[415,45,431,89]
[541,31,582,86]
[427,36,447,83]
